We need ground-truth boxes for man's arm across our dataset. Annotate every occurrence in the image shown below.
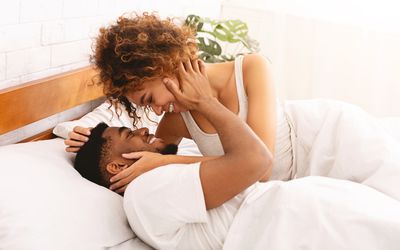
[165,59,273,210]
[197,98,272,209]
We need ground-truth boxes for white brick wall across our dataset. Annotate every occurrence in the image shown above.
[0,0,222,144]
[0,53,5,81]
[0,1,19,26]
[20,0,63,23]
[7,46,51,79]
[51,39,92,67]
[0,23,42,52]
[63,0,99,19]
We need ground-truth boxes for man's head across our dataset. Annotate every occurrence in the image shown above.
[74,123,178,188]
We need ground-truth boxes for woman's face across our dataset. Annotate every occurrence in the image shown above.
[125,77,186,115]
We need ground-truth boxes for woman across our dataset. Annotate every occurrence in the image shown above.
[62,13,400,201]
[64,12,295,192]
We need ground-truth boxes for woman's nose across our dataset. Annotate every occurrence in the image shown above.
[150,104,163,115]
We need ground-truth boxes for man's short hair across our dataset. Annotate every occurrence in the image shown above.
[74,123,112,188]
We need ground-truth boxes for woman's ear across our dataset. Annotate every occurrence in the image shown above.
[106,162,129,175]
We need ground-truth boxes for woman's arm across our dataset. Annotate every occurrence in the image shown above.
[242,54,277,181]
[109,153,216,192]
[155,112,190,145]
[55,100,139,152]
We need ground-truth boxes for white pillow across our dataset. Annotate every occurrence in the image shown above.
[53,101,160,139]
[0,138,145,250]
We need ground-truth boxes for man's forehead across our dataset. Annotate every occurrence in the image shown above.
[102,126,141,137]
[102,127,120,138]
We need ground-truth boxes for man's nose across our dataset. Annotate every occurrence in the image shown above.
[150,104,163,115]
[136,127,149,136]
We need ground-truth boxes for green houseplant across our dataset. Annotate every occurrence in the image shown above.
[185,14,260,63]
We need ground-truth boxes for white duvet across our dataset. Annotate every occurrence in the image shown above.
[54,99,400,249]
[223,99,400,250]
[224,177,400,250]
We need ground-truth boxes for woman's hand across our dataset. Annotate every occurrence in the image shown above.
[109,151,167,193]
[64,126,92,153]
[164,59,214,110]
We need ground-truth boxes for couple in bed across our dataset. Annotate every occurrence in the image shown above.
[61,13,400,249]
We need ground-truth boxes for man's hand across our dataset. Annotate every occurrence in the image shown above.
[164,59,214,110]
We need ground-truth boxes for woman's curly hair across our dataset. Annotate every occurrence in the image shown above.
[90,12,198,127]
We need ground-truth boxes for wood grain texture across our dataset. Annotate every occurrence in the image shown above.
[0,66,104,135]
[20,129,56,142]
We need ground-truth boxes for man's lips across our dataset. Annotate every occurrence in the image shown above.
[147,135,162,144]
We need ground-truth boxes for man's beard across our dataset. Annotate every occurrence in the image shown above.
[159,144,178,155]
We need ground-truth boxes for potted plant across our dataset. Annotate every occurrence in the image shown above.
[185,14,260,63]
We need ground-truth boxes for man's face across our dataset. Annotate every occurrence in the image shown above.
[102,127,166,161]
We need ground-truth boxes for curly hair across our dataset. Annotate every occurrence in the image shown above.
[91,12,198,127]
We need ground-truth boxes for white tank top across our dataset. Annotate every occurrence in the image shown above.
[180,55,296,180]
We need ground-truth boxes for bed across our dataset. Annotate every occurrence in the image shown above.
[1,68,400,250]
[0,68,153,249]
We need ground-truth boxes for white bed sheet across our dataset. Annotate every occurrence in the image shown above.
[224,176,400,250]
[6,99,398,249]
[224,99,400,249]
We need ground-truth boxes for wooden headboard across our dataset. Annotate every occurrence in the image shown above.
[0,66,104,142]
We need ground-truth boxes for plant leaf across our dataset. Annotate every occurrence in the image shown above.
[197,37,222,56]
[185,15,203,32]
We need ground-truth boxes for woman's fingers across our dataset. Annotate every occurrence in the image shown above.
[110,167,133,183]
[110,178,129,190]
[64,139,85,147]
[115,185,127,194]
[122,151,145,159]
[110,170,140,191]
[65,146,80,153]
[73,126,91,136]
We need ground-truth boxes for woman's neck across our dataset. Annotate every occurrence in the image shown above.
[204,61,235,99]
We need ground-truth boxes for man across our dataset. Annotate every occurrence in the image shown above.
[74,74,272,249]
[74,123,178,189]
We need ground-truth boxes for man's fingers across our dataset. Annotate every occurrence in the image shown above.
[183,59,193,72]
[192,59,200,72]
[164,79,184,99]
[178,61,186,74]
[198,60,206,75]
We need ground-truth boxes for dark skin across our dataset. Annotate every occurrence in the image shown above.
[100,60,272,209]
[101,126,169,192]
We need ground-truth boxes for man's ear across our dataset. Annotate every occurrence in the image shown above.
[106,161,129,175]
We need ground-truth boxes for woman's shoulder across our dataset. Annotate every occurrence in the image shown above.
[242,53,271,71]
[241,53,273,89]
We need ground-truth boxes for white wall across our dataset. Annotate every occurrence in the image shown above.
[0,0,222,145]
[221,0,400,117]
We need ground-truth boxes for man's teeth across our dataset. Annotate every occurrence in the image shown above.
[149,137,157,144]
